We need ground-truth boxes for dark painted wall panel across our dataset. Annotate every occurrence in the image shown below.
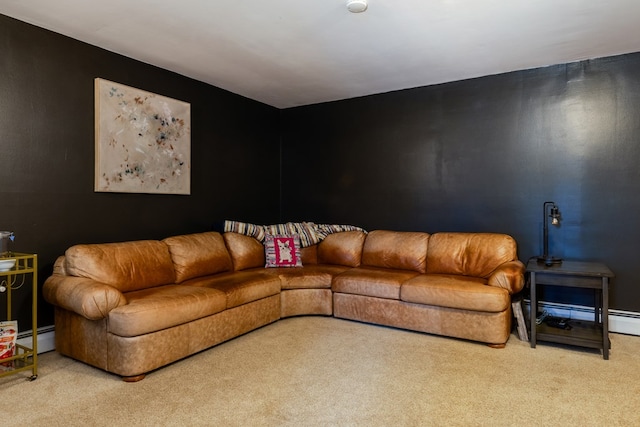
[281,54,640,312]
[0,15,281,329]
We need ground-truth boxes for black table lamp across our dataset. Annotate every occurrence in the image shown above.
[537,201,562,266]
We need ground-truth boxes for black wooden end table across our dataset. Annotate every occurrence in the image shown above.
[527,259,614,360]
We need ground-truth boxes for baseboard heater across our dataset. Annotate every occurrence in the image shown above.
[524,300,640,336]
[16,325,56,354]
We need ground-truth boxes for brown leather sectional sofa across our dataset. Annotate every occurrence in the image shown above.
[43,229,525,381]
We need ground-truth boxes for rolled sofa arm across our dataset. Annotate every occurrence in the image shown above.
[43,274,127,320]
[487,260,525,294]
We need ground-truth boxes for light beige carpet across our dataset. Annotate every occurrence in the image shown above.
[2,316,639,426]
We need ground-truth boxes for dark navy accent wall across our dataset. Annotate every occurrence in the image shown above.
[281,55,640,312]
[0,15,281,328]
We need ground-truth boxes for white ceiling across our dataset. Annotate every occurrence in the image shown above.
[2,0,640,108]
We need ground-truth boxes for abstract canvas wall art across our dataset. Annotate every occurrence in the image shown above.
[94,78,191,195]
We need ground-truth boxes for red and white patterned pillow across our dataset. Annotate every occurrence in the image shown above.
[264,234,303,268]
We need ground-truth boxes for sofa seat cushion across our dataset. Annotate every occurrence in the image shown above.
[401,274,510,313]
[108,285,227,337]
[263,264,350,290]
[332,266,420,300]
[183,271,281,309]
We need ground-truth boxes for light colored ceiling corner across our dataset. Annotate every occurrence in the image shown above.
[1,0,640,108]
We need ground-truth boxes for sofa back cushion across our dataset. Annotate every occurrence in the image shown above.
[317,230,366,267]
[163,232,233,282]
[361,230,430,273]
[300,245,318,265]
[223,232,265,271]
[65,240,176,292]
[426,233,517,278]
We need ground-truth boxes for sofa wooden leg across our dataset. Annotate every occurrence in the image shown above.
[122,374,146,382]
[487,343,506,349]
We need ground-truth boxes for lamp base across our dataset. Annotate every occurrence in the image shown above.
[537,255,563,267]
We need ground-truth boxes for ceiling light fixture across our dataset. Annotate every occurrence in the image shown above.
[347,0,368,13]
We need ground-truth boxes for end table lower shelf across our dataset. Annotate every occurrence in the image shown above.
[536,320,610,351]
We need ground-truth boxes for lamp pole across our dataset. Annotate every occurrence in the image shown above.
[537,201,562,266]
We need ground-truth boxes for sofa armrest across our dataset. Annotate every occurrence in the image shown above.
[43,274,127,320]
[487,260,525,294]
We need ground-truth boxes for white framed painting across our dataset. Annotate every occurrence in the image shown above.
[94,78,191,195]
